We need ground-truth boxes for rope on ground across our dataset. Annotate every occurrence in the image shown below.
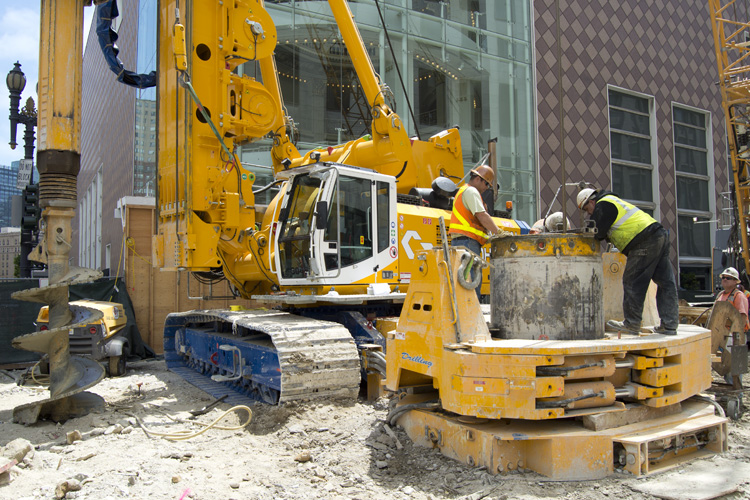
[131,405,253,441]
[23,359,50,386]
[31,363,50,386]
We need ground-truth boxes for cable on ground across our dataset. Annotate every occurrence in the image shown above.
[132,405,253,441]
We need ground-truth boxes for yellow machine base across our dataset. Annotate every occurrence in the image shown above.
[395,398,727,480]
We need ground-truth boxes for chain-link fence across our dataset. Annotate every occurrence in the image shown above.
[0,277,151,367]
[0,279,43,365]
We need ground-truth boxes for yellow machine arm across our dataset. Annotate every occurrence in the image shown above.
[154,0,474,293]
[267,0,466,191]
[709,0,750,276]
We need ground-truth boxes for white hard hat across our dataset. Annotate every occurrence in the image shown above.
[720,267,740,281]
[544,212,571,232]
[577,188,596,209]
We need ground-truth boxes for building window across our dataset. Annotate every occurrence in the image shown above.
[415,64,446,129]
[673,105,713,291]
[609,88,656,212]
[237,1,536,223]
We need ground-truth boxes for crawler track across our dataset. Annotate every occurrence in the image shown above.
[164,309,361,405]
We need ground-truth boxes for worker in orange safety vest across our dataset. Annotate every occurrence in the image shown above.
[449,165,500,299]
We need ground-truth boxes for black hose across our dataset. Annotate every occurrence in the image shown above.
[394,161,408,179]
[367,356,386,373]
[536,362,601,376]
[366,365,386,378]
[370,351,386,362]
[386,400,440,426]
[536,391,604,409]
[253,179,284,195]
[373,0,420,140]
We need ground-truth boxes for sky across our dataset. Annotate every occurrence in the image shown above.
[0,2,94,168]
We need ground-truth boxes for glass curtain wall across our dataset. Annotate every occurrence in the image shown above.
[242,0,537,222]
[134,0,158,197]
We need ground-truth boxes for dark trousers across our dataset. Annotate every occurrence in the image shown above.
[450,236,483,300]
[622,227,679,330]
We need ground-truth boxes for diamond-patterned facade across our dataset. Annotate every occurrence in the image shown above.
[534,0,727,274]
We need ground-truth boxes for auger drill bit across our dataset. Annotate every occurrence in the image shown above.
[11,0,106,425]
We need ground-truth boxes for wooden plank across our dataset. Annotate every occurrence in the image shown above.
[121,204,270,354]
[602,252,659,327]
[582,402,683,431]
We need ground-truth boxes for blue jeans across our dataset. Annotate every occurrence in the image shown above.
[622,227,679,330]
[450,236,483,300]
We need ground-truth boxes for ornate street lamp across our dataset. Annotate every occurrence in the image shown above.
[7,62,36,162]
[7,61,27,151]
[7,62,39,278]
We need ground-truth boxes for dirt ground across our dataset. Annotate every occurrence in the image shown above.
[1,359,749,500]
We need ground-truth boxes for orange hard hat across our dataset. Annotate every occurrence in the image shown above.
[471,165,496,188]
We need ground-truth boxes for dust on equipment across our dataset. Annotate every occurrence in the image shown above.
[386,231,727,480]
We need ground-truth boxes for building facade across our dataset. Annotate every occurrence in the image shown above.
[534,0,726,291]
[76,0,141,274]
[75,0,727,294]
[0,227,21,278]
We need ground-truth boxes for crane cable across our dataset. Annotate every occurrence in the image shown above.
[373,0,421,140]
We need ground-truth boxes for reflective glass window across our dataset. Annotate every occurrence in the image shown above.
[239,0,537,223]
[673,105,712,286]
[609,89,654,207]
[611,163,653,202]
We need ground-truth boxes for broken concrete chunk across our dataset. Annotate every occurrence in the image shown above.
[2,438,33,463]
[104,424,123,435]
[66,431,83,445]
[375,434,393,446]
[54,478,82,499]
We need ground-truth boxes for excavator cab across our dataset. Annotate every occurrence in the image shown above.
[274,163,397,290]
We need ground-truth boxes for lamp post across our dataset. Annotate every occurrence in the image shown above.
[7,61,39,278]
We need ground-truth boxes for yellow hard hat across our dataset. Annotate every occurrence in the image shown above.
[471,165,495,188]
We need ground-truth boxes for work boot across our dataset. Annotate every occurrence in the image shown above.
[605,319,640,335]
[653,325,677,336]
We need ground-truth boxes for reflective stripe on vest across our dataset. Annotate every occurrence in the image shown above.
[599,194,657,250]
[449,185,489,245]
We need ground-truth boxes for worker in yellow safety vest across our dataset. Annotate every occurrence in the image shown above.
[449,165,500,299]
[577,188,679,336]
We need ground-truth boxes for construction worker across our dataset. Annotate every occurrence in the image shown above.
[449,165,500,299]
[577,188,679,335]
[716,267,750,332]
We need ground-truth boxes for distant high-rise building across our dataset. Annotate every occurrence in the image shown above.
[0,163,22,228]
[0,227,21,278]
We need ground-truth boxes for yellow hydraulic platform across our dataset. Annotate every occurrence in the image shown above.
[385,236,727,480]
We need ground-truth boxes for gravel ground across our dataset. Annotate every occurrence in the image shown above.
[0,359,749,500]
